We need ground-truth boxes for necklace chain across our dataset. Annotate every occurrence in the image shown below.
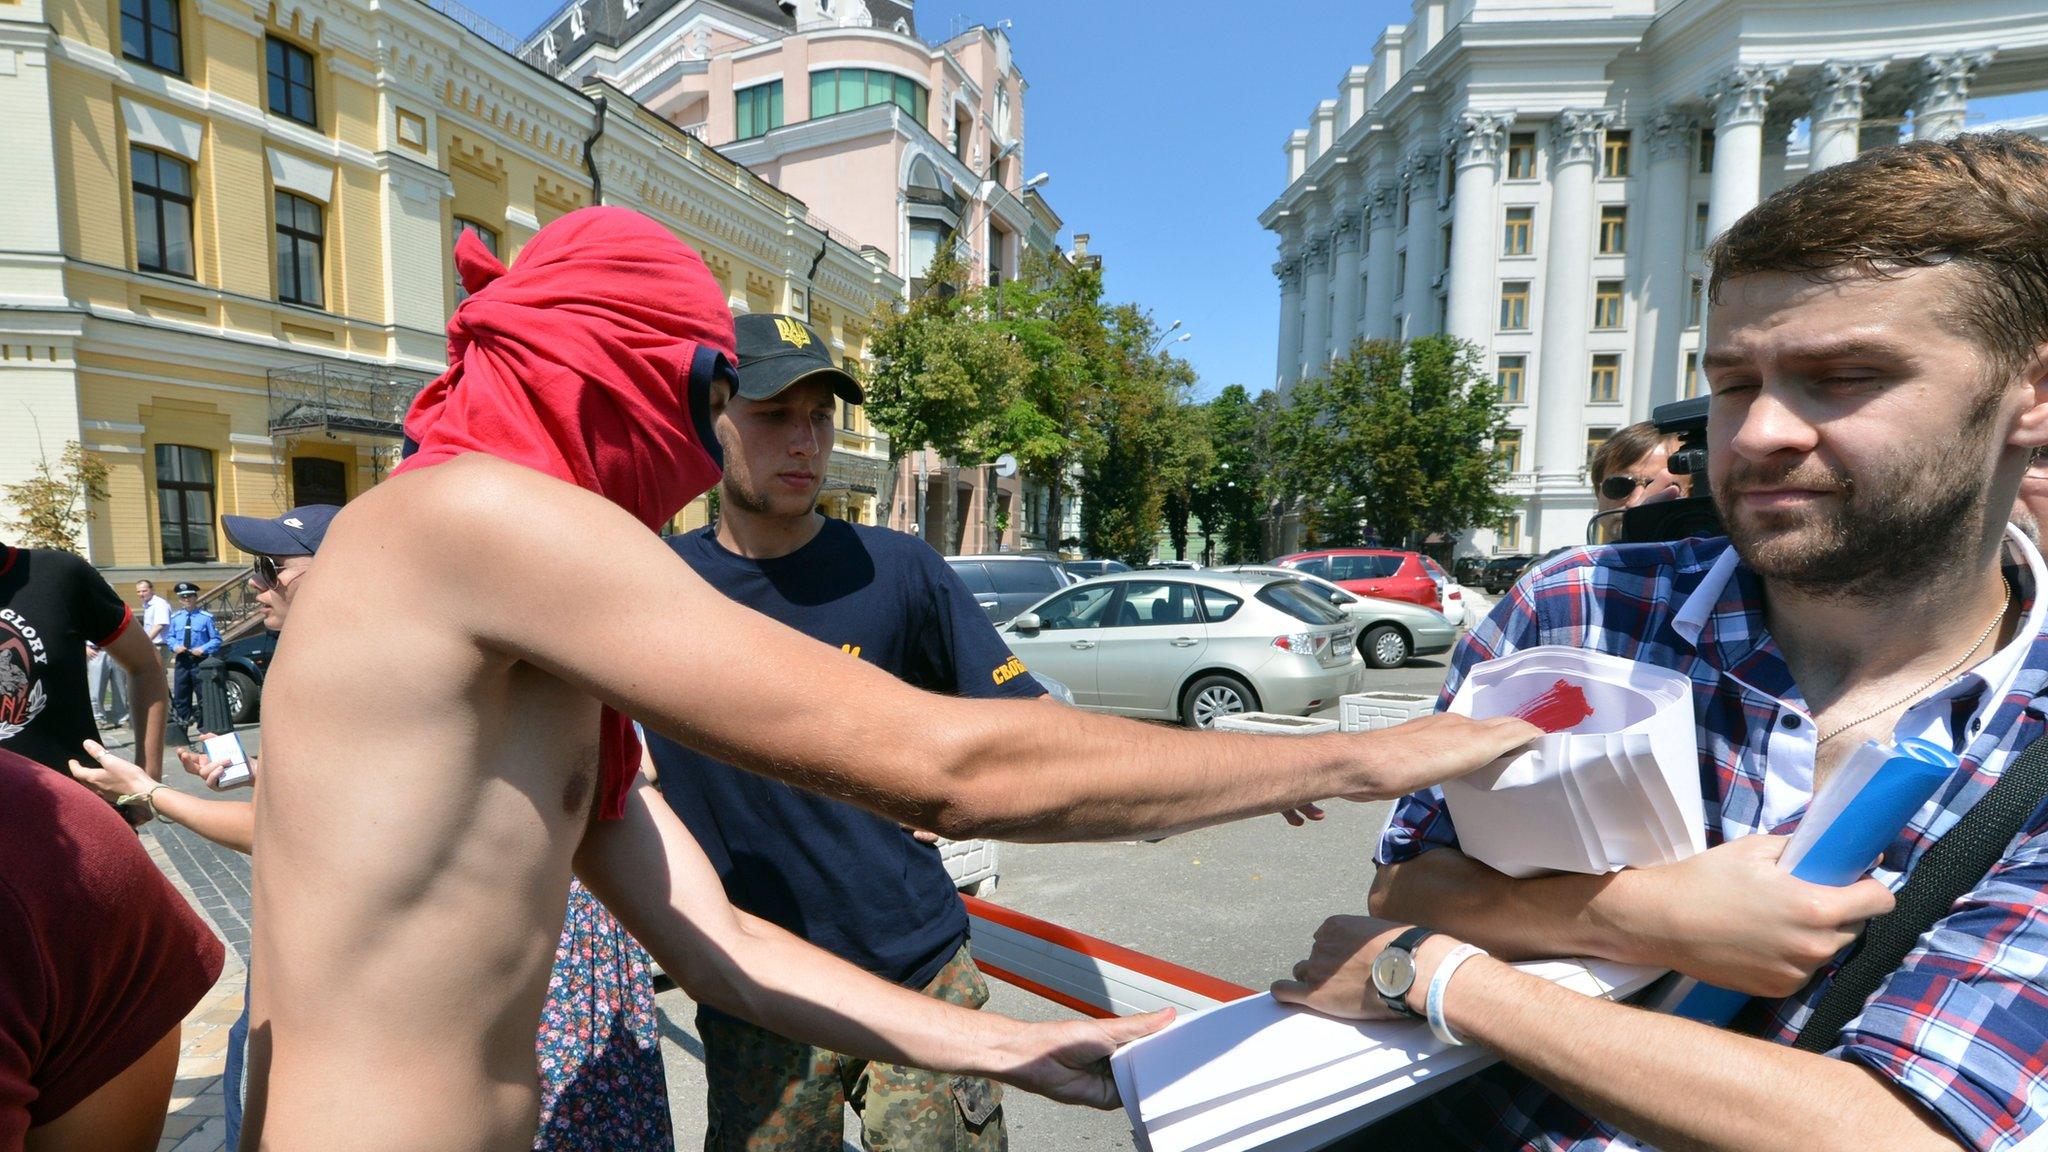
[1814,586,2013,745]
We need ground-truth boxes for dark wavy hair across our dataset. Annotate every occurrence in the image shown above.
[1708,130,2048,375]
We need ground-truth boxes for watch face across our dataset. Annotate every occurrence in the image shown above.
[1372,947,1417,999]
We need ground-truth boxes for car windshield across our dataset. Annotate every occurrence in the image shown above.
[1256,580,1350,625]
[987,561,1063,594]
[1034,584,1120,630]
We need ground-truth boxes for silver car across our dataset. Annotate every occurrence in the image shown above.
[1215,565,1458,670]
[1000,571,1365,728]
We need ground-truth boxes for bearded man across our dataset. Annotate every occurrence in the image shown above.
[1279,130,2048,1152]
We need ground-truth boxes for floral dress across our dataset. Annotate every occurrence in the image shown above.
[534,878,672,1151]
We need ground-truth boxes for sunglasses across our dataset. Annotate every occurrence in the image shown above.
[252,555,282,590]
[1599,474,1657,501]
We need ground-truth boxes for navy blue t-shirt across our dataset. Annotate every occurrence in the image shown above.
[650,520,1044,1010]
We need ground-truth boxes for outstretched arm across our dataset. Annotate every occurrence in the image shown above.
[104,624,166,782]
[573,770,1164,1107]
[417,458,1539,842]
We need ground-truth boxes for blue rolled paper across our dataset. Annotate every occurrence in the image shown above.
[1671,737,1961,1024]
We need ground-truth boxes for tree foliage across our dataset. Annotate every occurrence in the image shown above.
[1272,335,1514,547]
[4,442,110,553]
[1188,385,1267,564]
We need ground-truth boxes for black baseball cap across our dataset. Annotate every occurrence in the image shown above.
[221,504,342,559]
[732,313,864,405]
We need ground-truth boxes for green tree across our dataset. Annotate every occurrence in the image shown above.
[1078,306,1192,565]
[1189,385,1268,564]
[1272,335,1513,548]
[860,245,1021,469]
[4,441,110,554]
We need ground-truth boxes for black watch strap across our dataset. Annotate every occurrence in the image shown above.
[1376,926,1436,1017]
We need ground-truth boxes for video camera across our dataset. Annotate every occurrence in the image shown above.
[1587,397,1724,545]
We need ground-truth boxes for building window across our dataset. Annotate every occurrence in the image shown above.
[1593,280,1624,329]
[1683,351,1702,399]
[1499,281,1530,331]
[452,218,497,303]
[1599,205,1627,255]
[1399,187,1412,229]
[1693,202,1711,250]
[121,0,182,74]
[1502,206,1532,256]
[1589,353,1621,403]
[735,80,784,140]
[155,444,216,563]
[1698,129,1715,174]
[1498,514,1522,551]
[809,68,928,124]
[1585,427,1615,470]
[1506,131,1536,180]
[1495,431,1522,473]
[1496,354,1526,403]
[1394,252,1407,298]
[274,190,325,308]
[1436,293,1449,332]
[954,110,972,163]
[1688,277,1704,328]
[1602,129,1630,179]
[131,146,194,278]
[266,36,317,126]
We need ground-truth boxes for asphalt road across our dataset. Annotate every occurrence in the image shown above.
[656,648,1462,1150]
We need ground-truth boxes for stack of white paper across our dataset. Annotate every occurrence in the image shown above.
[1438,647,1705,877]
[1111,958,1664,1152]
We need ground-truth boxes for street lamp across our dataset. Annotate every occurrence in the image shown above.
[1150,330,1192,355]
[1023,172,1050,191]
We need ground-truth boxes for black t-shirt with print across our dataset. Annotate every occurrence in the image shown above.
[650,520,1044,1018]
[0,547,132,776]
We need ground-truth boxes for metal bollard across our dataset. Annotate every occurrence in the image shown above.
[195,656,237,738]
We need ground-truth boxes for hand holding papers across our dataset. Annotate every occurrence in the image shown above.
[1111,959,1664,1152]
[1439,647,1705,877]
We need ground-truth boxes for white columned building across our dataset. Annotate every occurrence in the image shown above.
[1260,0,2048,556]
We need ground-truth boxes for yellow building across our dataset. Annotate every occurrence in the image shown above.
[0,0,900,594]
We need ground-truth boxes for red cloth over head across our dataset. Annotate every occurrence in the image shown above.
[397,206,736,820]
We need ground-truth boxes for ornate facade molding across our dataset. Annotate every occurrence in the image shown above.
[1302,235,1332,274]
[1644,108,1701,160]
[1366,178,1400,228]
[1399,145,1436,192]
[1813,60,1886,125]
[1449,110,1516,169]
[1331,212,1363,254]
[1274,255,1304,293]
[1548,108,1615,167]
[1918,52,1995,117]
[1707,64,1789,129]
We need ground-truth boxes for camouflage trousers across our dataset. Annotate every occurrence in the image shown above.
[698,943,1005,1152]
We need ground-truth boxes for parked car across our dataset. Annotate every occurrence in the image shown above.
[1419,556,1468,628]
[946,554,1072,624]
[1214,565,1457,669]
[1146,560,1202,570]
[1063,558,1134,581]
[1480,554,1535,594]
[1000,571,1363,728]
[1453,556,1489,587]
[213,628,277,724]
[1271,549,1439,608]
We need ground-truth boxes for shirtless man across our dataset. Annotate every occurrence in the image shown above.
[244,207,1536,1151]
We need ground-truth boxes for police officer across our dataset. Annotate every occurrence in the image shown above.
[165,581,221,726]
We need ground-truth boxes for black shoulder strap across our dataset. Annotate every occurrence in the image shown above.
[1794,728,2048,1053]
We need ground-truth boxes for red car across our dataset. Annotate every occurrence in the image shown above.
[1272,549,1440,609]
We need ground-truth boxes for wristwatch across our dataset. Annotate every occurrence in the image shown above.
[1370,926,1436,1017]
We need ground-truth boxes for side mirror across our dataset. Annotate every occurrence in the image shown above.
[1328,592,1348,606]
[1012,612,1042,634]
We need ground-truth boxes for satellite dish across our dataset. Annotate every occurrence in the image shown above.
[993,454,1018,478]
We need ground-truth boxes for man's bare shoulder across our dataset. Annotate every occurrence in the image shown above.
[338,454,625,550]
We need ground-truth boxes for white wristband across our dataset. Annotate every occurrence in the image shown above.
[1426,943,1486,1046]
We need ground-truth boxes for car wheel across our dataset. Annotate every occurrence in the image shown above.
[1181,674,1257,729]
[226,670,260,724]
[1361,624,1411,670]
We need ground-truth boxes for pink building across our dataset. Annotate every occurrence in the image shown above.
[532,0,1064,552]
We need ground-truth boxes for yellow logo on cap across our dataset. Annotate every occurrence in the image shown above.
[774,317,812,349]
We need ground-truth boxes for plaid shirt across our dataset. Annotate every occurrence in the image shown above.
[1379,534,2048,1152]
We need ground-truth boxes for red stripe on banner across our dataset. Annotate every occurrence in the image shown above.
[973,959,1119,1020]
[963,895,1257,1005]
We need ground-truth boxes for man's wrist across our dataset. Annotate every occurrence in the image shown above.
[1404,932,1469,1015]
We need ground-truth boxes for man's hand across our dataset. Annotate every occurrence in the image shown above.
[985,1009,1174,1109]
[1280,803,1326,827]
[177,734,256,787]
[69,739,157,804]
[1633,835,1895,996]
[1270,914,1426,1020]
[1344,713,1540,802]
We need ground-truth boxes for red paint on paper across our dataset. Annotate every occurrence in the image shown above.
[1513,678,1595,733]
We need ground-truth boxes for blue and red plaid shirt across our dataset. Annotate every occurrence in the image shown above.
[1379,534,2048,1151]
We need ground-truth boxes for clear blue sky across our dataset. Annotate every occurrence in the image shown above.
[470,0,2048,401]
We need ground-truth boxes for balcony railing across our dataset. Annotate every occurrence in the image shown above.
[267,362,434,441]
